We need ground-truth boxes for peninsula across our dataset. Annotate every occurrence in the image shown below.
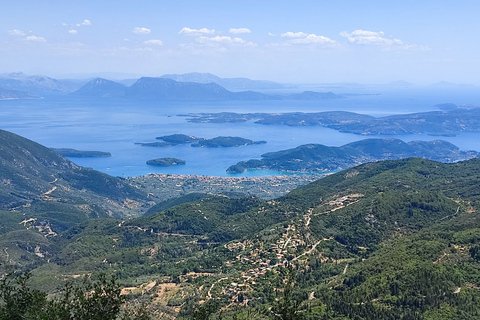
[51,148,111,158]
[227,138,479,173]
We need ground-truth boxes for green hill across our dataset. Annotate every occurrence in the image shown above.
[2,128,480,319]
[10,158,476,319]
[0,129,147,223]
[228,138,478,173]
[0,129,149,272]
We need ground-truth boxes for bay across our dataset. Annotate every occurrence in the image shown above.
[1,85,480,177]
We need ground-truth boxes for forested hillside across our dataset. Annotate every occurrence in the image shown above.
[1,129,479,319]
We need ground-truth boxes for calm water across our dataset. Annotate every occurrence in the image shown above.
[2,85,480,177]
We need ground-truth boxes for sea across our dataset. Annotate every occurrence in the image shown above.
[2,84,480,177]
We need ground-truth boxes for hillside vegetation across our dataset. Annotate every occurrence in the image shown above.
[4,158,477,319]
[1,129,480,319]
[227,138,478,173]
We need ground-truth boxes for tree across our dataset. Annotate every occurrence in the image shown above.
[0,272,47,320]
[0,272,151,320]
[270,265,303,320]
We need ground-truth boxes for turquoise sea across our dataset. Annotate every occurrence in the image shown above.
[2,85,480,177]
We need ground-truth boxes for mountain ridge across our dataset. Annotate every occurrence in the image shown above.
[159,72,285,91]
[0,129,148,231]
[73,76,342,101]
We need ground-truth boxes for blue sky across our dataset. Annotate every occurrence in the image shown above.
[1,1,479,84]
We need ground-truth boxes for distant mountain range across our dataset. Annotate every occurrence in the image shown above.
[73,76,342,101]
[1,71,477,102]
[159,72,286,91]
[227,138,479,173]
[0,72,86,95]
[0,72,343,100]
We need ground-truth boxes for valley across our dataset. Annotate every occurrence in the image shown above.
[0,128,480,319]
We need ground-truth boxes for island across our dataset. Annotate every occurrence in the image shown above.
[146,157,186,166]
[227,138,479,173]
[51,148,111,158]
[137,134,266,148]
[191,136,267,148]
[185,107,480,136]
[156,134,203,144]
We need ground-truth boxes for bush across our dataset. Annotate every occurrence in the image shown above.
[0,272,151,320]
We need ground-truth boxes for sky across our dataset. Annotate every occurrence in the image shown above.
[1,0,479,84]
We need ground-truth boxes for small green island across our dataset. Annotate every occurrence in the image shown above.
[146,157,186,166]
[156,133,203,144]
[137,134,267,148]
[51,148,111,158]
[191,136,267,148]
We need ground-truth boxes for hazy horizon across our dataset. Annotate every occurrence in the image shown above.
[2,1,480,85]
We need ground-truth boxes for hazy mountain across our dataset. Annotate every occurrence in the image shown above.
[121,77,341,101]
[124,77,273,100]
[72,78,127,97]
[430,81,476,88]
[0,72,85,94]
[117,78,141,86]
[60,71,143,81]
[284,90,341,100]
[160,72,285,91]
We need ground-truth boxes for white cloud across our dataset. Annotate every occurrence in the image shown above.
[197,36,233,44]
[340,30,403,46]
[25,35,46,43]
[291,34,338,45]
[7,29,26,36]
[281,31,308,38]
[144,39,163,45]
[179,27,215,36]
[277,31,338,47]
[133,27,151,34]
[268,32,276,37]
[229,28,251,34]
[76,19,92,27]
[196,36,252,45]
[339,29,430,51]
[68,29,78,35]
